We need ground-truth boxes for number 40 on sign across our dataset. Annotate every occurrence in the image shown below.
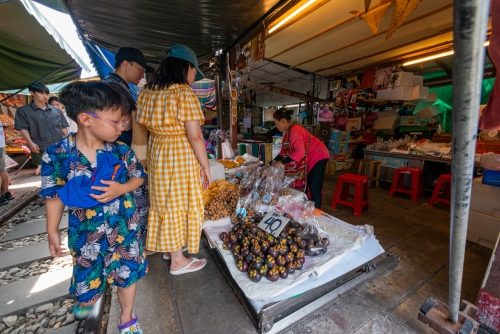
[257,212,290,237]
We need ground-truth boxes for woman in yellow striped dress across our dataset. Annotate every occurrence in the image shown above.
[136,45,210,275]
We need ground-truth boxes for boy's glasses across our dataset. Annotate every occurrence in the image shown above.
[85,112,130,131]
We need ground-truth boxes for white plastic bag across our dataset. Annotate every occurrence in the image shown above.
[221,140,234,159]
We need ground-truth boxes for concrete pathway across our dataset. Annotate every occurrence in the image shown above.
[109,173,492,334]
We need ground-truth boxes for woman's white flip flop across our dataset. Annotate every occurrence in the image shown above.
[169,258,207,275]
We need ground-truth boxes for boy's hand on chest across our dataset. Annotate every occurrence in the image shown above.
[90,180,126,203]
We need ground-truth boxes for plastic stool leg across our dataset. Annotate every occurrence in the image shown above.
[389,170,400,196]
[331,180,343,209]
[353,182,363,216]
[368,163,374,188]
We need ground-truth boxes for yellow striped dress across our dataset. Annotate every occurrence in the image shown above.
[136,83,204,253]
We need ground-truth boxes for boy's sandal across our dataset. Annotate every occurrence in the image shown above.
[73,303,94,320]
[118,314,143,334]
[170,258,207,275]
[162,246,188,260]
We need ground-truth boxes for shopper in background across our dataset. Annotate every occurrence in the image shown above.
[14,83,69,175]
[0,120,15,205]
[136,44,209,275]
[270,108,330,209]
[102,47,154,148]
[48,96,78,133]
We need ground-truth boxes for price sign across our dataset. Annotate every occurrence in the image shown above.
[257,212,289,237]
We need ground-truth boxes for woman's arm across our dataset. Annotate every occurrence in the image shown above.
[131,111,149,168]
[185,121,210,190]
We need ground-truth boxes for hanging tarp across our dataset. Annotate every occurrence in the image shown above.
[64,0,285,68]
[0,0,82,91]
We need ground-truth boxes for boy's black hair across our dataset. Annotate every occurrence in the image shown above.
[48,96,60,105]
[59,81,130,122]
[28,82,49,94]
[145,57,192,90]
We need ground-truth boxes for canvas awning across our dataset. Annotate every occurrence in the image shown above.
[0,0,83,91]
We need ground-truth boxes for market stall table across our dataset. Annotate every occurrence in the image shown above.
[363,149,481,190]
[202,212,398,333]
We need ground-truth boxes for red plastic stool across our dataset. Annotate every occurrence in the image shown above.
[428,174,451,206]
[389,167,423,201]
[331,173,369,216]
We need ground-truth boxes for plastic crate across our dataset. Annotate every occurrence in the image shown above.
[476,142,500,154]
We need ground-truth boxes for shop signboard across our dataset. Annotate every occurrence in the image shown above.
[373,155,408,168]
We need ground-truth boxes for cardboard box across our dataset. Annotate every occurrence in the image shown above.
[330,154,347,161]
[373,110,399,135]
[391,71,414,87]
[376,86,413,100]
[258,143,273,165]
[411,75,423,87]
[328,142,348,155]
[467,210,500,249]
[330,131,350,142]
[411,86,429,100]
[346,117,362,131]
[427,92,438,102]
[415,105,443,120]
[344,159,354,170]
[399,115,421,126]
[482,170,500,187]
[471,177,500,217]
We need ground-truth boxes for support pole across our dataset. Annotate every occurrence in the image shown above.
[214,74,224,130]
[449,0,490,324]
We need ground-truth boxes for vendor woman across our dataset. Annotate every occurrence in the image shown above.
[270,108,329,209]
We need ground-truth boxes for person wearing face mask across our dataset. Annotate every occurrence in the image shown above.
[136,44,209,275]
[48,96,78,133]
[270,108,330,209]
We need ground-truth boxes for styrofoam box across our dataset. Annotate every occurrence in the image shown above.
[376,86,413,101]
[209,159,225,182]
[415,105,443,120]
[372,110,400,135]
[471,177,500,217]
[391,71,414,87]
[412,75,423,87]
[467,210,500,249]
[411,86,429,100]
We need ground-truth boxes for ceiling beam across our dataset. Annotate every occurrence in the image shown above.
[267,0,392,59]
[433,59,452,76]
[425,67,496,88]
[289,3,453,69]
[315,29,453,73]
[241,80,324,102]
[326,44,455,77]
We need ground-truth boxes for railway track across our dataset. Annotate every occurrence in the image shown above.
[0,193,108,334]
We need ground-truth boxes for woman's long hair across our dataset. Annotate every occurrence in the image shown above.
[145,57,193,90]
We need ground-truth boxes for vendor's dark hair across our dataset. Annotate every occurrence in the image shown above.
[59,81,130,122]
[48,96,60,105]
[28,82,49,94]
[145,57,193,90]
[273,108,293,122]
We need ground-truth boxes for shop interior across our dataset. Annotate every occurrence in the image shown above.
[0,0,498,333]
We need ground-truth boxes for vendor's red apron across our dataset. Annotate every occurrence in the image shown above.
[283,126,311,191]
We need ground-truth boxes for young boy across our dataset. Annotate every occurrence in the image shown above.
[14,83,69,175]
[40,81,147,334]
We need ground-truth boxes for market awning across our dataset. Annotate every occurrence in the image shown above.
[63,0,286,69]
[0,0,84,91]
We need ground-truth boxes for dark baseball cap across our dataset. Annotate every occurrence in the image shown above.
[115,47,154,73]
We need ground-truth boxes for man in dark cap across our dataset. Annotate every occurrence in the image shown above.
[102,47,154,146]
